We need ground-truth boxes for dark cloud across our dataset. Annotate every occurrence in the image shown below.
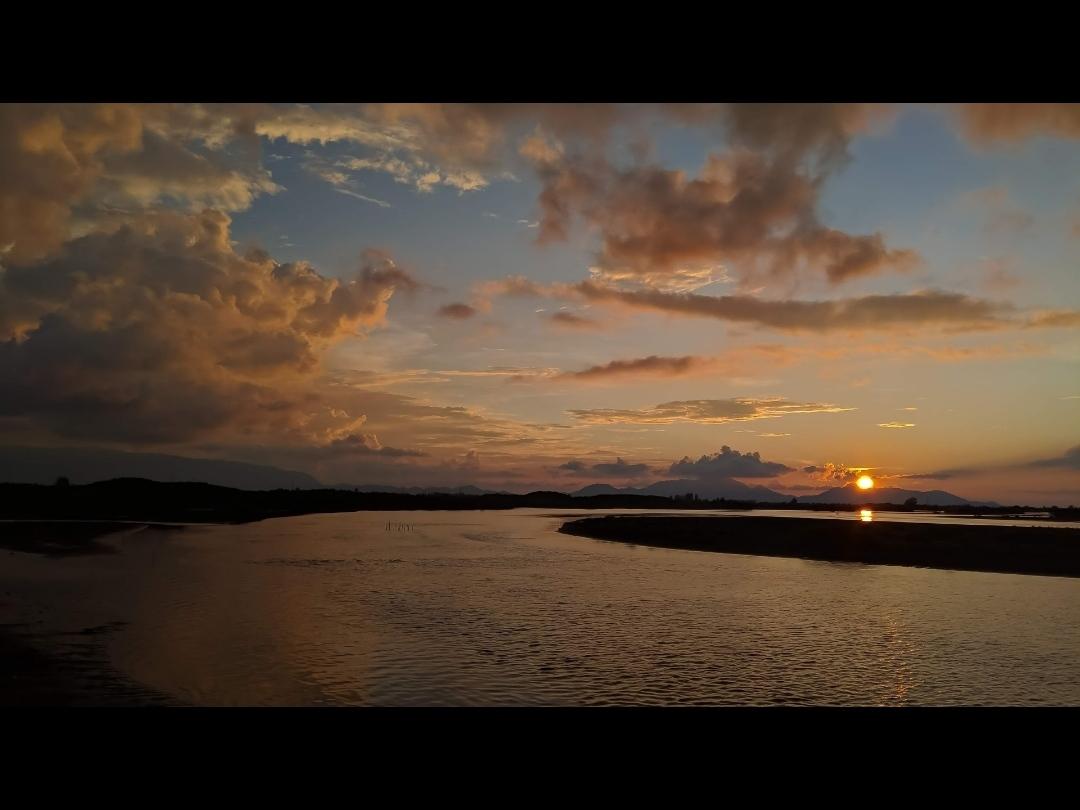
[591,458,650,477]
[548,311,602,330]
[437,302,478,319]
[669,446,793,479]
[0,211,418,444]
[556,457,650,479]
[559,355,711,381]
[1026,445,1080,470]
[323,432,424,458]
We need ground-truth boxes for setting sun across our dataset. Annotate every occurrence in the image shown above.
[856,475,875,490]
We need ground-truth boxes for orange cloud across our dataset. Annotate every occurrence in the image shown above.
[0,211,419,444]
[523,146,919,288]
[568,397,854,425]
[951,103,1080,145]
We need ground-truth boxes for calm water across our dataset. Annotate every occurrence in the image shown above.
[3,508,1080,706]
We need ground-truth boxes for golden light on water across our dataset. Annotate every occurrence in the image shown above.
[856,475,875,490]
[860,509,873,522]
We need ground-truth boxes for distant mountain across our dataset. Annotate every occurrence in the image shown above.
[0,446,321,490]
[797,484,994,507]
[571,477,789,502]
[333,484,503,496]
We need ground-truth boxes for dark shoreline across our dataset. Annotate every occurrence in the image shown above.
[0,521,188,557]
[3,478,1078,525]
[559,515,1080,579]
[0,625,177,707]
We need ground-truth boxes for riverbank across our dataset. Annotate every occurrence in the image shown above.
[4,479,1077,525]
[0,521,185,557]
[559,515,1080,578]
[0,624,176,706]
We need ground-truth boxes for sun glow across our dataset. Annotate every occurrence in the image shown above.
[856,475,875,490]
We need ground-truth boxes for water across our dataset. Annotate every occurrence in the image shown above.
[3,508,1080,705]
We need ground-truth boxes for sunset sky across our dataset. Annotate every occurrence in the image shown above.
[1,103,1078,503]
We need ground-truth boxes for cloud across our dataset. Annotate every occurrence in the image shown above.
[567,397,853,425]
[804,463,862,484]
[547,341,1037,387]
[559,355,714,381]
[0,104,280,264]
[669,446,793,478]
[568,282,1010,333]
[950,104,1080,145]
[590,458,651,477]
[322,432,424,458]
[1025,445,1080,470]
[958,187,1034,236]
[335,188,392,208]
[878,422,916,429]
[0,211,419,444]
[557,460,587,472]
[437,302,478,319]
[522,134,918,289]
[1026,310,1080,329]
[556,456,653,480]
[547,311,603,330]
[480,276,1018,334]
[337,154,487,194]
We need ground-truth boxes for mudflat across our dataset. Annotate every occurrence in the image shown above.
[559,515,1080,578]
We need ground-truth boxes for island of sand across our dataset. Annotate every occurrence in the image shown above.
[558,515,1080,579]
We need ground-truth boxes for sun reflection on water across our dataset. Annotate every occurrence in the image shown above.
[860,509,873,522]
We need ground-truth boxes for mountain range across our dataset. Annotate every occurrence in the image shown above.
[0,446,990,505]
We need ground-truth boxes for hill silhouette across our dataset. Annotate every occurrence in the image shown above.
[0,477,1075,525]
[798,483,995,507]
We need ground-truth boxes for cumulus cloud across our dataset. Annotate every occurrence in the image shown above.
[522,133,918,289]
[669,446,793,479]
[567,397,853,425]
[0,103,280,264]
[0,211,419,444]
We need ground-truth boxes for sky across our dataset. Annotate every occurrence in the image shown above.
[0,102,1078,503]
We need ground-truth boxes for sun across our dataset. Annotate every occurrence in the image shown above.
[856,475,875,490]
